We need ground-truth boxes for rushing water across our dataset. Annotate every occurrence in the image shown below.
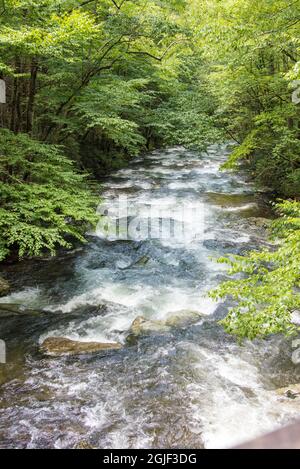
[1,145,300,449]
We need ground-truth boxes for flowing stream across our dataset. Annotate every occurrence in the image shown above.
[1,145,300,449]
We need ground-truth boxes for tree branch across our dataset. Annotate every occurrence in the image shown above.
[110,0,127,10]
[127,41,182,62]
[282,48,298,63]
[43,35,125,141]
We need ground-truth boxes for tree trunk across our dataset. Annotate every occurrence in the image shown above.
[26,58,38,134]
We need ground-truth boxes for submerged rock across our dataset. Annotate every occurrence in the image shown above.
[0,303,42,318]
[203,239,238,252]
[206,192,255,208]
[129,316,169,336]
[247,217,271,229]
[227,217,272,241]
[134,255,150,267]
[0,277,10,297]
[119,255,150,270]
[40,337,123,356]
[165,310,204,327]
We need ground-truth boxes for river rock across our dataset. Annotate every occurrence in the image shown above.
[203,239,238,252]
[206,193,255,208]
[74,440,95,449]
[0,303,42,318]
[247,217,271,229]
[40,337,123,356]
[120,255,150,270]
[276,384,300,399]
[134,255,150,267]
[0,277,10,297]
[129,316,169,336]
[165,310,204,327]
[129,311,204,337]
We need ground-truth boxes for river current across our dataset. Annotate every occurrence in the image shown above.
[0,145,300,449]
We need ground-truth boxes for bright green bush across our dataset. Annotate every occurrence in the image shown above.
[210,200,300,340]
[0,129,98,261]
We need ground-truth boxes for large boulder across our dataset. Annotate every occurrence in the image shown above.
[129,316,169,336]
[40,337,123,356]
[128,311,204,338]
[165,310,204,328]
[0,277,10,297]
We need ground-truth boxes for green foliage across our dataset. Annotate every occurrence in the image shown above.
[1,0,299,342]
[210,200,300,340]
[0,0,219,170]
[190,0,300,196]
[73,77,149,155]
[185,0,300,340]
[149,62,223,150]
[0,129,98,260]
[0,0,221,260]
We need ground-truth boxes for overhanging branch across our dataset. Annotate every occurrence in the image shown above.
[127,41,183,62]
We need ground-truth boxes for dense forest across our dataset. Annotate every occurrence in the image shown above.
[0,0,221,261]
[1,0,300,340]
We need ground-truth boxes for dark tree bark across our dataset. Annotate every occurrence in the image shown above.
[26,58,38,134]
[9,58,20,132]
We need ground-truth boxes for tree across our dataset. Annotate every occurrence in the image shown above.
[0,0,220,260]
[210,200,300,340]
[187,0,300,340]
[189,0,300,196]
[0,128,98,260]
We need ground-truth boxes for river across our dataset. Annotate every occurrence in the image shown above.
[0,145,300,449]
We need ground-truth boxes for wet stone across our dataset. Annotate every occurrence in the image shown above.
[0,277,10,297]
[0,303,42,318]
[40,337,123,356]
